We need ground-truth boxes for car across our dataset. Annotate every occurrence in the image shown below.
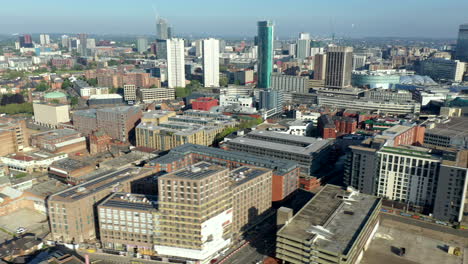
[16,227,26,234]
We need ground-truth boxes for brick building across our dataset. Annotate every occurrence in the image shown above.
[191,97,219,111]
[0,117,29,156]
[30,129,86,154]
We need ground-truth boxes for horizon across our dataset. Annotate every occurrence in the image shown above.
[1,0,468,39]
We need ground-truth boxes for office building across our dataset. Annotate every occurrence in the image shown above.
[259,89,284,117]
[167,38,186,88]
[424,117,468,149]
[88,94,124,107]
[136,37,148,53]
[77,33,88,56]
[47,167,156,243]
[61,35,69,48]
[419,58,466,82]
[0,117,29,156]
[325,47,353,88]
[456,24,468,62]
[363,88,413,102]
[139,87,175,103]
[271,74,310,94]
[226,130,333,175]
[147,143,300,202]
[296,33,311,59]
[136,110,236,151]
[313,53,327,81]
[123,84,137,102]
[155,39,167,59]
[276,184,381,264]
[1,150,67,173]
[352,54,367,70]
[317,96,421,115]
[30,129,86,154]
[202,38,220,87]
[98,193,158,255]
[257,21,274,89]
[72,106,142,142]
[156,18,171,40]
[33,103,70,128]
[19,34,33,48]
[39,34,50,45]
[229,70,254,85]
[154,162,233,262]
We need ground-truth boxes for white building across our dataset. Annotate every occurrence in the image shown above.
[39,34,50,45]
[1,151,68,173]
[33,103,70,128]
[167,38,186,88]
[123,84,137,102]
[139,88,175,103]
[202,38,220,87]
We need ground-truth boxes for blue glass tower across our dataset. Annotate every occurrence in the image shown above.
[257,21,274,89]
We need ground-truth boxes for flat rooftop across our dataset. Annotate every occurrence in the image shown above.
[31,128,81,141]
[50,158,92,171]
[49,167,153,202]
[228,136,331,156]
[246,130,329,147]
[379,146,440,160]
[426,117,468,138]
[99,192,158,212]
[99,151,157,169]
[277,185,380,255]
[142,110,175,119]
[5,151,65,161]
[159,162,225,180]
[230,166,271,186]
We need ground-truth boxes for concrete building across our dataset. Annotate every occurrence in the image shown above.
[456,24,468,62]
[229,70,254,85]
[352,54,367,70]
[276,184,381,264]
[155,162,233,262]
[0,117,29,156]
[136,37,148,53]
[351,70,403,89]
[98,193,158,255]
[257,21,274,89]
[138,87,175,103]
[419,58,466,82]
[313,53,327,81]
[167,38,186,88]
[123,84,137,102]
[39,34,50,45]
[424,117,468,149]
[156,18,171,40]
[226,130,333,175]
[147,143,300,202]
[259,89,284,118]
[325,47,353,88]
[0,151,67,173]
[202,38,220,87]
[47,167,155,243]
[296,39,310,59]
[317,96,421,115]
[88,94,124,107]
[271,74,310,94]
[363,89,413,102]
[72,106,142,142]
[33,103,70,128]
[30,129,86,154]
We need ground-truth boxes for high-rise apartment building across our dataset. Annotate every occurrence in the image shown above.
[257,21,274,89]
[154,162,233,261]
[136,37,148,53]
[202,38,220,87]
[313,53,327,80]
[61,35,69,48]
[39,34,50,45]
[325,46,353,88]
[456,24,468,62]
[19,34,33,48]
[258,89,284,117]
[296,33,311,59]
[78,33,88,56]
[166,38,186,88]
[156,18,171,40]
[419,58,466,82]
[123,84,137,102]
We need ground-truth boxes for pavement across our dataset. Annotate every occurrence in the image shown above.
[0,208,48,242]
[362,225,463,264]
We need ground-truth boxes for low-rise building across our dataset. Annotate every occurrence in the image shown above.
[49,158,95,185]
[276,185,381,264]
[138,87,175,103]
[0,151,68,173]
[0,117,29,156]
[30,129,86,154]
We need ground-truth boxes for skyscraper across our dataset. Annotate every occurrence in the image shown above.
[257,21,274,89]
[136,37,148,53]
[296,32,311,59]
[325,46,353,88]
[156,18,172,40]
[39,34,50,45]
[166,38,186,88]
[456,24,468,62]
[202,38,220,87]
[61,35,69,48]
[77,33,88,56]
[19,34,33,48]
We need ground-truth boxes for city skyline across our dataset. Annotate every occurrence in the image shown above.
[1,0,468,38]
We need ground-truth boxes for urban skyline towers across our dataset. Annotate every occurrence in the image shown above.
[325,46,353,88]
[202,38,220,87]
[257,21,274,89]
[156,17,172,40]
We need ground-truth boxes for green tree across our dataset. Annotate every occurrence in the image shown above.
[61,78,73,89]
[219,65,228,72]
[0,103,33,115]
[35,81,49,92]
[175,87,192,98]
[107,60,119,66]
[72,64,84,71]
[70,97,79,106]
[219,77,228,87]
[88,78,98,86]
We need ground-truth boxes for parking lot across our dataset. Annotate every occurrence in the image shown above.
[362,225,464,264]
[0,208,48,241]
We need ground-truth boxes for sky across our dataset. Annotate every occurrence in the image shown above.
[1,0,468,38]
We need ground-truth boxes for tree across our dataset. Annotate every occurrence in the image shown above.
[219,77,228,87]
[35,81,49,92]
[219,65,228,72]
[61,78,72,89]
[88,78,98,86]
[0,103,33,115]
[107,60,119,66]
[72,64,84,71]
[175,87,192,98]
[1,94,25,106]
[70,97,79,106]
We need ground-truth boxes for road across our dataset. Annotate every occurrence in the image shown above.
[381,213,468,238]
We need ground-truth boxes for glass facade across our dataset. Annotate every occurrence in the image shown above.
[457,24,468,62]
[257,21,274,89]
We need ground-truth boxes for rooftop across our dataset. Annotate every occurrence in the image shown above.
[277,185,380,255]
[49,167,153,202]
[99,151,157,169]
[230,166,271,186]
[160,162,226,180]
[31,128,82,141]
[425,117,468,138]
[379,146,439,159]
[50,158,92,171]
[99,192,158,211]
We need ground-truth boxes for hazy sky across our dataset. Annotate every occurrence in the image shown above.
[1,0,468,38]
